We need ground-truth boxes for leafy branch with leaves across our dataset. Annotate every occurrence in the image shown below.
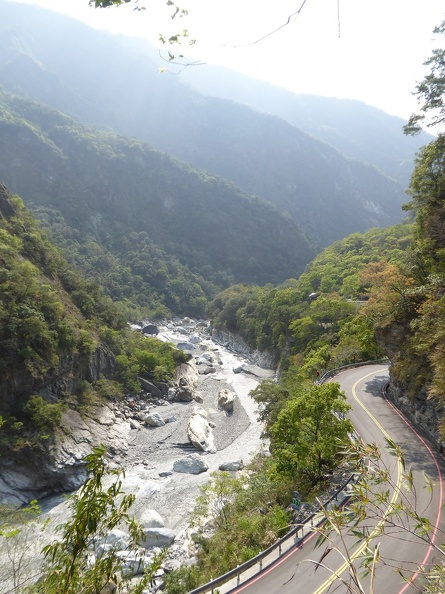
[311,439,445,593]
[32,445,165,594]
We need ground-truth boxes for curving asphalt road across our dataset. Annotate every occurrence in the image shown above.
[229,364,445,594]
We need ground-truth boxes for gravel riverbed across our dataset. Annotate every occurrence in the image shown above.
[121,321,274,533]
[0,320,275,592]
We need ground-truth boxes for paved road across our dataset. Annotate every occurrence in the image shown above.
[229,364,445,594]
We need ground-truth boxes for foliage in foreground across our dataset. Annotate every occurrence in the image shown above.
[312,440,444,593]
[163,457,294,593]
[27,445,164,594]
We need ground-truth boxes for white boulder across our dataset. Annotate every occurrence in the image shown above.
[137,508,165,529]
[145,412,165,427]
[139,528,176,549]
[187,407,215,452]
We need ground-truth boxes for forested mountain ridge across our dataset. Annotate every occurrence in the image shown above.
[181,64,434,188]
[0,90,317,318]
[0,0,410,247]
[208,223,413,366]
[0,180,194,500]
[0,182,118,416]
[208,122,445,446]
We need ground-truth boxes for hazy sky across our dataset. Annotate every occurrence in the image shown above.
[10,0,445,120]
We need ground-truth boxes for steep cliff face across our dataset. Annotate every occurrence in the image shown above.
[211,328,278,370]
[373,309,442,448]
[0,404,129,506]
[0,344,115,413]
[0,183,117,411]
[386,377,443,450]
[368,135,445,450]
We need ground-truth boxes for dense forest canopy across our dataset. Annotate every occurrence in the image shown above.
[0,90,317,320]
[0,183,189,455]
[208,223,413,369]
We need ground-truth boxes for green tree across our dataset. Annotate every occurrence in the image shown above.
[193,471,246,531]
[250,379,291,430]
[404,19,445,135]
[269,383,353,484]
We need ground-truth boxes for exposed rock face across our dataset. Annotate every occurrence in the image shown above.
[0,405,130,505]
[386,376,444,450]
[187,407,215,452]
[211,328,277,369]
[0,451,88,507]
[0,182,17,223]
[0,343,115,414]
[0,353,204,503]
[375,317,444,450]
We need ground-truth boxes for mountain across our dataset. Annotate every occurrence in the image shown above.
[179,64,434,188]
[0,90,317,317]
[0,0,410,247]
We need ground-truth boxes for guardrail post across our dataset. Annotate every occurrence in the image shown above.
[279,542,282,555]
[260,558,263,571]
[237,570,240,586]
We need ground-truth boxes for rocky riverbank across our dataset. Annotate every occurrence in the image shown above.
[0,318,275,593]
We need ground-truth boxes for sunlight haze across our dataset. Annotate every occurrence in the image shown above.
[9,0,445,120]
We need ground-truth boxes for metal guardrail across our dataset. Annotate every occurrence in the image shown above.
[188,360,389,594]
[316,359,389,385]
[188,474,357,594]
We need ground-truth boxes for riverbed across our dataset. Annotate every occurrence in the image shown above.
[0,319,274,592]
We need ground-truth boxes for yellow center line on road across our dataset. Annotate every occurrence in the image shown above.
[312,370,402,594]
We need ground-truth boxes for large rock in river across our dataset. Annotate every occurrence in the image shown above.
[218,389,235,413]
[173,454,209,474]
[187,407,215,452]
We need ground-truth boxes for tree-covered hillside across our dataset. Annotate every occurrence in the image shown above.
[181,65,433,188]
[0,0,409,247]
[208,223,412,367]
[0,182,188,456]
[0,90,317,319]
